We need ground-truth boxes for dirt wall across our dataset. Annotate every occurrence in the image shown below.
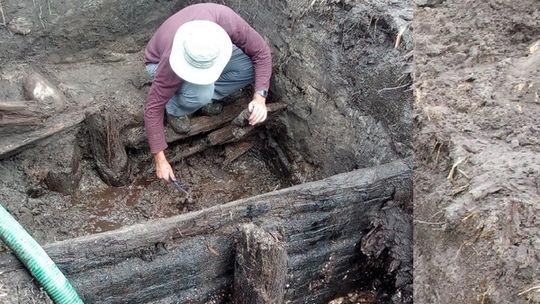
[414,0,540,303]
[0,0,179,60]
[1,0,412,182]
[226,0,413,181]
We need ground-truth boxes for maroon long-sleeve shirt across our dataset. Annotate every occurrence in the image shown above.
[144,3,272,154]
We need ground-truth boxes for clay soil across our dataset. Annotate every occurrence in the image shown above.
[414,0,539,303]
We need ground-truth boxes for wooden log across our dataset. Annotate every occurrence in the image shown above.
[233,223,287,304]
[0,115,41,126]
[125,102,287,150]
[0,111,88,160]
[124,101,244,149]
[0,100,47,115]
[166,103,287,164]
[224,141,254,166]
[0,160,411,304]
[0,100,49,127]
[86,111,131,186]
[207,126,255,146]
[167,125,254,165]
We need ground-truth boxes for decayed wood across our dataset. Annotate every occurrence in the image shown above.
[0,115,41,126]
[167,125,253,164]
[125,102,287,149]
[224,141,254,166]
[0,112,87,160]
[234,223,287,304]
[0,160,411,304]
[0,100,49,127]
[166,102,286,163]
[125,101,243,149]
[0,100,46,114]
[86,112,131,186]
[207,125,256,146]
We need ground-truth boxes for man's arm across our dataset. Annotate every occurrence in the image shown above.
[218,7,272,125]
[144,60,182,181]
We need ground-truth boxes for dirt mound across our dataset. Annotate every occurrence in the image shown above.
[414,0,540,303]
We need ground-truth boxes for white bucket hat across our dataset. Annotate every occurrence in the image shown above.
[169,20,233,85]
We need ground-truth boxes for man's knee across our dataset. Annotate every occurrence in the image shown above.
[179,83,215,107]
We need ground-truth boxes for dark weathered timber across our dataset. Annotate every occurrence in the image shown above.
[207,125,255,146]
[166,103,286,163]
[165,125,253,164]
[234,223,287,304]
[0,115,41,126]
[124,101,244,149]
[224,141,254,166]
[0,112,87,160]
[0,101,47,131]
[0,160,411,304]
[0,100,44,115]
[125,102,287,150]
[86,112,131,186]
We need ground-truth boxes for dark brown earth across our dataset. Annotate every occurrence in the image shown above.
[0,54,282,247]
[414,0,540,303]
[0,0,413,303]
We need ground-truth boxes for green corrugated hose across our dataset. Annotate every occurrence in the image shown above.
[0,204,84,304]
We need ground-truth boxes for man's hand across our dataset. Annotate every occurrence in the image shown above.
[248,95,267,125]
[153,151,176,182]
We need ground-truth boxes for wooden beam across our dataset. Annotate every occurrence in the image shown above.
[0,100,45,114]
[0,111,88,160]
[165,102,287,164]
[124,102,287,150]
[124,101,244,149]
[0,160,411,304]
[233,223,287,304]
[0,100,49,127]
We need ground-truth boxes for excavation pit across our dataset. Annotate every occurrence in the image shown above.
[0,0,412,303]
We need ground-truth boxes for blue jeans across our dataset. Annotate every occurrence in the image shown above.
[146,45,255,117]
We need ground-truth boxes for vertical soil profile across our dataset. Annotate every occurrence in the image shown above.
[414,0,539,303]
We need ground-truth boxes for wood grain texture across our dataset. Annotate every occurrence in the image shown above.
[233,223,287,304]
[0,160,411,304]
[0,111,87,160]
[124,102,287,150]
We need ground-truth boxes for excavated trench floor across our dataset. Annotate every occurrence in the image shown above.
[0,53,285,243]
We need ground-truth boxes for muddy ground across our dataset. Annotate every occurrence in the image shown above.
[0,0,413,303]
[414,0,540,303]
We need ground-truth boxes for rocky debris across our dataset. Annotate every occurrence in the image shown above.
[7,16,33,35]
[23,72,66,116]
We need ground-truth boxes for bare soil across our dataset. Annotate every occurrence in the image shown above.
[0,0,413,303]
[413,0,540,303]
[0,52,282,248]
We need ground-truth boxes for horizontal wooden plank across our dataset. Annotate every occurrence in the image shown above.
[0,160,411,303]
